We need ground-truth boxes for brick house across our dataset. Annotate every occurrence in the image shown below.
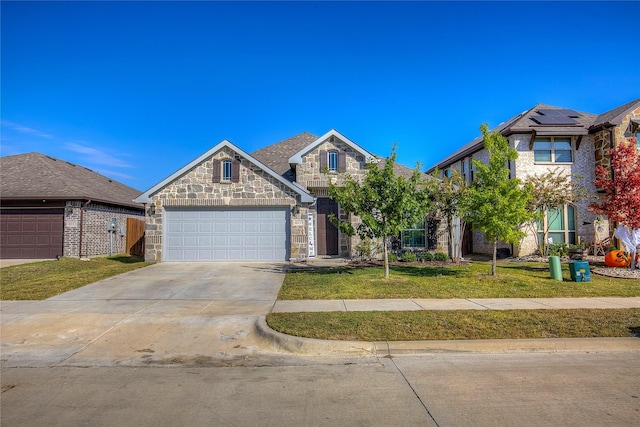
[426,98,640,257]
[0,153,145,259]
[135,129,447,262]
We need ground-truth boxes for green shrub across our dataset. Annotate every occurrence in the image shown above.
[434,252,449,262]
[417,251,434,262]
[401,252,417,262]
[387,253,398,263]
[354,238,379,260]
[547,243,569,257]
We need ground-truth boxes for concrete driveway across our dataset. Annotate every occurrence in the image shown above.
[0,263,288,368]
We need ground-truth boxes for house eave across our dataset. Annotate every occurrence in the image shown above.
[288,129,377,165]
[134,139,315,205]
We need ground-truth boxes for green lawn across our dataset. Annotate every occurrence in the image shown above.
[267,309,640,341]
[278,261,640,300]
[270,261,640,341]
[0,256,153,300]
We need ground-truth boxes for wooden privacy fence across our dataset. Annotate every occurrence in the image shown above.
[126,217,145,257]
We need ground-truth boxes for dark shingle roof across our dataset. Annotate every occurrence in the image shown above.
[508,103,596,135]
[252,132,423,181]
[251,132,319,180]
[0,152,143,209]
[589,98,640,130]
[426,103,598,173]
[377,158,422,179]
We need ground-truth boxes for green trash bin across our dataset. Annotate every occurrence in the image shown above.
[569,261,591,282]
[549,256,562,281]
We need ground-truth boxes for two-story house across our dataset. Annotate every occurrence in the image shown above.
[426,98,640,257]
[135,129,446,262]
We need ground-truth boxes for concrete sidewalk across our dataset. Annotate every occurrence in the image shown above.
[272,296,640,312]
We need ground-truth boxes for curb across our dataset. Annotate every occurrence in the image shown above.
[254,317,375,356]
[255,317,640,356]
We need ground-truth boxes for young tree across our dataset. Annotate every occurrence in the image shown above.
[427,169,470,264]
[590,138,640,268]
[524,168,590,255]
[466,124,534,276]
[329,148,428,279]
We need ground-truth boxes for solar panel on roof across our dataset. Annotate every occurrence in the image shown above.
[531,115,578,125]
[537,109,581,118]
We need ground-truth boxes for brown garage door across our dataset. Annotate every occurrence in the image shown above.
[0,209,64,259]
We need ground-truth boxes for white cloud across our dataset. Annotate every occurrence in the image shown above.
[64,142,134,169]
[0,120,55,139]
[92,167,138,183]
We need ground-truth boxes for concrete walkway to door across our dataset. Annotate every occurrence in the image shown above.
[0,263,289,368]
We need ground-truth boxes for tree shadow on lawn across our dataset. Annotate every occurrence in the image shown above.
[500,264,550,273]
[107,255,146,264]
[390,265,461,278]
[287,265,461,278]
[287,267,355,275]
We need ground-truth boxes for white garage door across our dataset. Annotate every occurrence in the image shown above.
[164,208,289,261]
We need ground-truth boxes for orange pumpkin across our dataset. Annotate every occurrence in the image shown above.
[604,250,630,267]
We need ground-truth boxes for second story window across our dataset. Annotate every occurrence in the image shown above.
[533,137,573,163]
[328,151,339,172]
[222,160,232,181]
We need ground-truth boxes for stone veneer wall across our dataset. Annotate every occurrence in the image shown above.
[144,147,309,262]
[297,136,371,189]
[298,137,371,258]
[63,201,144,258]
[592,106,640,248]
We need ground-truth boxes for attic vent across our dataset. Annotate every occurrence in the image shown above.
[46,156,57,161]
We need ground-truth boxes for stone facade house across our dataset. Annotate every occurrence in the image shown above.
[135,130,447,262]
[0,152,145,259]
[426,98,640,257]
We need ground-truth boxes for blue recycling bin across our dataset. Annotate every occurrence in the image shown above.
[569,261,591,282]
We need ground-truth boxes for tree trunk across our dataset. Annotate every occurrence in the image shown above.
[383,238,390,279]
[492,239,498,276]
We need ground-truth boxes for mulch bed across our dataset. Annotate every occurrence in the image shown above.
[515,255,640,280]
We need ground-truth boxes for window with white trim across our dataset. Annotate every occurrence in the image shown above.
[222,159,232,181]
[533,137,573,163]
[328,151,338,172]
[537,204,576,245]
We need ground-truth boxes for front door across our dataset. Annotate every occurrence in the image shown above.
[316,198,339,256]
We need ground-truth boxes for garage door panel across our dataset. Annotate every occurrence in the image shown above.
[164,208,288,261]
[197,235,212,246]
[199,222,213,233]
[0,210,64,259]
[229,222,244,233]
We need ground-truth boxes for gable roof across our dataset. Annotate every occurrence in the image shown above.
[134,140,314,204]
[287,129,377,166]
[426,103,598,173]
[0,152,143,209]
[251,132,318,180]
[507,104,596,136]
[589,98,640,131]
[425,107,530,173]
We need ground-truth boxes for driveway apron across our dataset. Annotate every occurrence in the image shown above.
[0,263,286,367]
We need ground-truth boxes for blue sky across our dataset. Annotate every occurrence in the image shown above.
[2,1,639,192]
